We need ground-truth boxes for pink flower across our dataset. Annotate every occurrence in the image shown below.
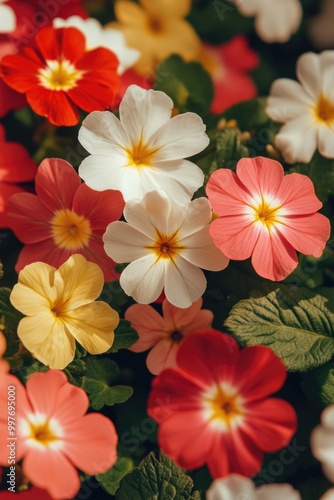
[206,156,331,281]
[6,158,124,280]
[148,330,297,478]
[200,36,259,114]
[125,298,214,374]
[0,123,37,227]
[0,370,118,499]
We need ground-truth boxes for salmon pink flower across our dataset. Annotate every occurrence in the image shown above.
[0,370,118,499]
[206,156,330,281]
[0,123,37,228]
[266,51,334,163]
[78,84,209,203]
[206,475,301,499]
[148,330,297,478]
[0,26,120,126]
[200,37,259,114]
[125,298,214,374]
[10,254,120,369]
[6,158,124,280]
[103,190,229,308]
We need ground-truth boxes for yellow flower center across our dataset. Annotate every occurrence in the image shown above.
[126,140,160,168]
[38,59,85,91]
[203,384,244,430]
[314,94,334,125]
[25,415,62,450]
[50,208,91,250]
[252,197,281,230]
[147,229,184,261]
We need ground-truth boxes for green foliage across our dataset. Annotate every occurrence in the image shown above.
[155,55,214,115]
[96,457,134,496]
[82,356,133,410]
[223,97,270,131]
[115,452,201,500]
[291,152,334,203]
[224,284,334,371]
[108,320,139,353]
[301,360,334,409]
[0,287,23,330]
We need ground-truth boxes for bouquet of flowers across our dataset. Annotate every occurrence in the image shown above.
[0,1,334,499]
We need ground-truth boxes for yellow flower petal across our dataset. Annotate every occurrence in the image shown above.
[10,262,57,315]
[141,0,192,18]
[54,254,104,311]
[64,302,119,354]
[114,1,146,26]
[17,313,75,369]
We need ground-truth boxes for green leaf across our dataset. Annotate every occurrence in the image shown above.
[290,152,334,203]
[0,287,23,330]
[63,359,86,387]
[96,457,134,495]
[301,360,334,409]
[223,97,270,131]
[108,320,139,353]
[224,284,334,372]
[98,280,128,312]
[155,55,214,115]
[115,452,201,500]
[82,356,133,410]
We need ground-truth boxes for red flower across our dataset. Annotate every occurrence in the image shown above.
[148,330,297,478]
[0,487,52,499]
[0,124,37,228]
[200,36,259,114]
[6,158,124,280]
[206,156,331,281]
[0,26,120,126]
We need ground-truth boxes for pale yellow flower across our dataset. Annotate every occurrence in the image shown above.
[109,0,201,75]
[10,254,119,369]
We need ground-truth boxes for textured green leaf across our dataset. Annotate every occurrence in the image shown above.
[223,97,270,131]
[82,357,133,410]
[98,280,128,312]
[224,284,334,371]
[116,452,201,500]
[301,360,334,409]
[96,457,134,495]
[63,359,86,387]
[155,55,214,115]
[108,320,139,353]
[0,287,23,330]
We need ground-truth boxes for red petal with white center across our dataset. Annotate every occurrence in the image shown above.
[35,27,85,63]
[251,227,298,281]
[235,346,287,402]
[236,157,284,199]
[63,414,117,474]
[242,398,297,452]
[6,193,52,244]
[23,448,80,500]
[206,169,252,216]
[278,213,330,257]
[126,304,166,352]
[175,331,240,387]
[209,216,260,261]
[26,87,80,126]
[277,173,323,215]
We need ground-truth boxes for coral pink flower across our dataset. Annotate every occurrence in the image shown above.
[0,370,118,499]
[125,298,214,374]
[206,156,331,281]
[0,330,9,373]
[6,158,124,280]
[0,123,37,227]
[0,26,120,126]
[148,330,297,478]
[200,36,259,114]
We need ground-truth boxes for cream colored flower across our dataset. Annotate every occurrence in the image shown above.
[10,254,119,369]
[311,405,334,484]
[0,0,16,34]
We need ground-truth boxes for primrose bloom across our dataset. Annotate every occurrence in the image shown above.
[148,330,297,478]
[206,475,301,499]
[266,51,334,163]
[206,156,330,281]
[103,191,229,308]
[0,370,118,499]
[311,405,334,483]
[10,254,119,369]
[78,85,209,203]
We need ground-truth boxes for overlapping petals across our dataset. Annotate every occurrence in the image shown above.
[207,156,330,281]
[206,475,301,499]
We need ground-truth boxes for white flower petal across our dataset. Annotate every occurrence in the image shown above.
[255,0,302,43]
[0,2,16,33]
[151,112,210,160]
[266,79,312,123]
[119,86,173,145]
[79,111,130,154]
[103,221,151,262]
[318,124,334,159]
[164,257,206,308]
[319,51,334,100]
[181,227,229,271]
[206,475,256,500]
[296,52,323,100]
[256,483,301,500]
[178,197,214,238]
[78,153,131,192]
[120,255,165,304]
[275,115,318,164]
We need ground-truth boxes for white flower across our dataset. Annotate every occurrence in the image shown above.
[235,0,302,43]
[0,0,16,34]
[266,51,334,164]
[103,190,229,308]
[78,85,209,203]
[311,405,334,483]
[308,0,334,49]
[206,475,301,500]
[53,16,139,74]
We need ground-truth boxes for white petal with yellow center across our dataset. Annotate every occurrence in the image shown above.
[21,413,63,450]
